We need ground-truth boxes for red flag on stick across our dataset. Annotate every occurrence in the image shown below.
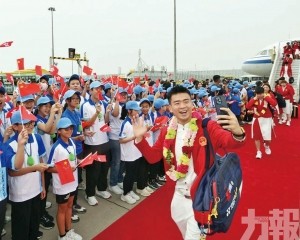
[118,78,128,89]
[17,58,24,70]
[127,83,134,95]
[5,73,14,85]
[78,153,94,168]
[0,41,13,47]
[18,83,41,97]
[50,65,59,76]
[55,159,75,184]
[83,66,93,75]
[6,107,19,118]
[112,76,119,85]
[155,79,160,87]
[20,106,37,121]
[148,86,154,94]
[35,65,43,76]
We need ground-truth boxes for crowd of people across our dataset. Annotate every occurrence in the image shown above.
[280,41,300,79]
[0,73,297,240]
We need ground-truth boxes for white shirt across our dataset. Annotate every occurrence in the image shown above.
[119,117,142,162]
[174,123,197,197]
[81,99,109,145]
[108,103,123,141]
[48,138,78,195]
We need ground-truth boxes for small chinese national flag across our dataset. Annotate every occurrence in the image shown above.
[78,153,94,168]
[5,73,14,85]
[55,159,75,184]
[35,65,43,76]
[20,106,37,121]
[118,78,128,89]
[127,83,134,95]
[6,107,19,118]
[17,58,24,70]
[83,66,93,75]
[0,41,13,47]
[18,83,41,97]
[155,79,160,87]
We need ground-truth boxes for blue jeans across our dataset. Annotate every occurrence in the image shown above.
[109,139,124,186]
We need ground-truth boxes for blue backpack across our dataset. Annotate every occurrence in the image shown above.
[192,118,243,235]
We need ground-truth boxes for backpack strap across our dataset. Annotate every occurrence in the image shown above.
[201,118,216,171]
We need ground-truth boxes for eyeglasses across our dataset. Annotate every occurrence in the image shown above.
[60,126,74,131]
[24,121,35,127]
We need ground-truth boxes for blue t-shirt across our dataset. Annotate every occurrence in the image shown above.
[229,94,242,115]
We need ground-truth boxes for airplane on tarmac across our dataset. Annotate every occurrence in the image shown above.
[241,39,300,77]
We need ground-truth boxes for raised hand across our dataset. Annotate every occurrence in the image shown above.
[216,107,244,136]
[132,114,148,142]
[18,128,29,145]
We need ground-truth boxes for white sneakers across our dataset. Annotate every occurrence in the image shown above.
[96,190,112,199]
[264,145,271,155]
[85,196,98,206]
[256,151,262,159]
[109,185,123,195]
[117,182,123,189]
[121,194,136,204]
[129,191,140,201]
[136,188,151,197]
[286,120,291,126]
[58,229,82,240]
[145,186,154,193]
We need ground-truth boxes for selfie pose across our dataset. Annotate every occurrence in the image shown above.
[132,85,245,239]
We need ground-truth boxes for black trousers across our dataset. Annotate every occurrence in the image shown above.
[123,157,148,195]
[84,142,111,197]
[149,159,165,179]
[40,171,52,216]
[136,157,149,190]
[11,194,41,240]
[0,198,6,240]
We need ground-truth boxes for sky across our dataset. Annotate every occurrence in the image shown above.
[1,0,300,76]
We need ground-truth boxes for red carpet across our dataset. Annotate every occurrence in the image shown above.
[94,118,300,240]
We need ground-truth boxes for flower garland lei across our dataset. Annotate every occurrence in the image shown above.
[163,116,198,181]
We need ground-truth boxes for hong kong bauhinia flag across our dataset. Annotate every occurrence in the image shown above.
[0,41,13,47]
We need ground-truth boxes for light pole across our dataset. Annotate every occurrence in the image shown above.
[48,7,55,66]
[173,0,177,81]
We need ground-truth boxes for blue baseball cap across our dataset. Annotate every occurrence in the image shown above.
[235,83,242,89]
[11,111,34,125]
[232,88,240,94]
[198,91,208,98]
[90,81,101,89]
[133,85,145,95]
[56,117,75,130]
[163,99,169,106]
[243,81,249,85]
[154,98,167,109]
[211,86,221,92]
[104,83,112,90]
[63,90,81,100]
[166,87,172,93]
[139,98,151,106]
[37,96,54,106]
[18,94,35,103]
[126,101,141,111]
[147,95,154,102]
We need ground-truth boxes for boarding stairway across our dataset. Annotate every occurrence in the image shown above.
[269,42,300,102]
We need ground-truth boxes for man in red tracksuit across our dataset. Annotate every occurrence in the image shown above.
[132,85,245,240]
